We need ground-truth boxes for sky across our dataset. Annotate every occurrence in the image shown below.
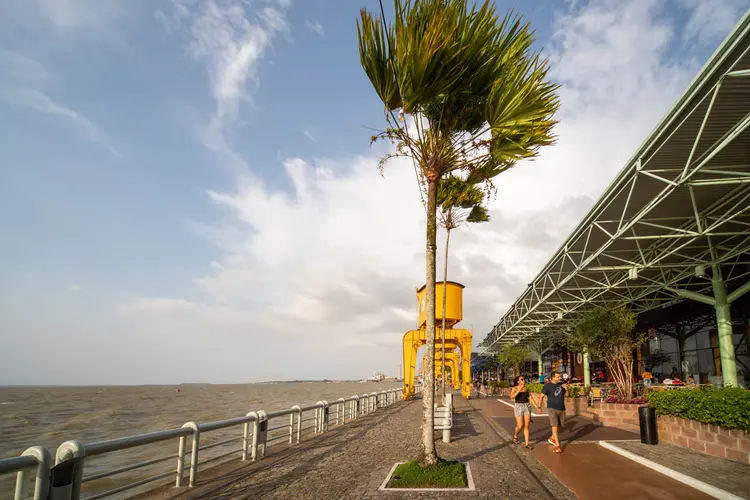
[0,0,748,385]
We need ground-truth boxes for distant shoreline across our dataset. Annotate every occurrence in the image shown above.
[0,379,403,388]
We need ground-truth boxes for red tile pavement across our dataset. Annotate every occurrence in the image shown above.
[474,397,714,500]
[492,397,639,445]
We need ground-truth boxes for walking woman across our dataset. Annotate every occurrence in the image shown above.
[510,376,534,449]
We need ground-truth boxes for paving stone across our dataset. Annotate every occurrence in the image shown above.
[614,441,750,499]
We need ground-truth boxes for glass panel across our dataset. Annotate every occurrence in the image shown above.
[695,329,711,349]
[648,337,660,353]
[649,352,676,381]
[659,335,679,353]
[681,350,698,380]
[697,348,716,383]
[684,334,697,350]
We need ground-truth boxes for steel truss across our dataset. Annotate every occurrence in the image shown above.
[483,12,750,349]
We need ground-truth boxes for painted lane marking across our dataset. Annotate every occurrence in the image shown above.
[599,441,744,500]
[497,398,547,417]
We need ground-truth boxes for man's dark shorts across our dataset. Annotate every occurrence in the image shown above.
[548,408,565,428]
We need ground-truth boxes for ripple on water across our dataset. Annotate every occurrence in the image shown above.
[0,382,403,499]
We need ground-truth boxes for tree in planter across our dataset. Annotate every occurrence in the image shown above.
[357,0,559,465]
[566,306,645,402]
[496,343,530,381]
[437,175,490,400]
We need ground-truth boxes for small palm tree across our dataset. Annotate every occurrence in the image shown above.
[437,175,489,400]
[358,0,559,465]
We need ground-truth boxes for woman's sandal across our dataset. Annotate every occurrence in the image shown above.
[524,444,533,450]
[512,436,520,444]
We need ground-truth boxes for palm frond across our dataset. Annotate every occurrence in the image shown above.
[357,9,401,110]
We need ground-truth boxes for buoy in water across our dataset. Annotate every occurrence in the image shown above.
[176,388,180,393]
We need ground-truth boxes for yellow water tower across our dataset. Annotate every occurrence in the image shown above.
[415,281,464,328]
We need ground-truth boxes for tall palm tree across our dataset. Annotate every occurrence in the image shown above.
[437,175,489,400]
[357,0,559,465]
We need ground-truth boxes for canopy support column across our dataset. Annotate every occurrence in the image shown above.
[584,349,591,388]
[666,265,750,387]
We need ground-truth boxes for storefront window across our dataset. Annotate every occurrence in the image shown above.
[684,334,697,351]
[697,349,716,383]
[695,329,711,349]
[660,336,679,353]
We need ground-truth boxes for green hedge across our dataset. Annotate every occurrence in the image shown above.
[647,386,750,431]
[526,383,543,394]
[567,386,583,398]
[488,380,509,388]
[524,383,583,398]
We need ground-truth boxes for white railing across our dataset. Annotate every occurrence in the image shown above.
[1,389,404,500]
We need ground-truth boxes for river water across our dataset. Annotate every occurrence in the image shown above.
[0,381,402,498]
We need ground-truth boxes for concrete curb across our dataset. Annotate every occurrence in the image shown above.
[598,441,744,500]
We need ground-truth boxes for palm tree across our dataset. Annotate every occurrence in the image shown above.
[357,0,559,465]
[437,175,489,400]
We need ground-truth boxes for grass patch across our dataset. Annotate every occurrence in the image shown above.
[387,459,467,489]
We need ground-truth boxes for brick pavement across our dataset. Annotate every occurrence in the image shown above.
[479,396,729,500]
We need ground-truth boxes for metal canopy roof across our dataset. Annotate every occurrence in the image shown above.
[482,10,750,349]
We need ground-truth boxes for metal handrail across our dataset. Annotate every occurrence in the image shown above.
[0,388,403,499]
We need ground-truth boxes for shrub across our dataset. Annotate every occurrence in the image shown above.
[604,386,648,404]
[647,386,750,431]
[567,386,582,398]
[499,380,510,388]
[526,383,543,394]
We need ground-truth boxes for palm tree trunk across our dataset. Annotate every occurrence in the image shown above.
[440,226,452,402]
[421,177,439,466]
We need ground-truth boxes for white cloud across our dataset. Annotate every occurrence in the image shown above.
[112,0,745,382]
[0,0,129,49]
[303,129,317,142]
[678,0,748,45]
[68,284,82,292]
[0,49,120,156]
[305,19,324,36]
[157,0,291,177]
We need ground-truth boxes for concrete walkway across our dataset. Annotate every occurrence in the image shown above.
[478,396,738,500]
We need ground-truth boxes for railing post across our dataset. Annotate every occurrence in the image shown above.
[181,422,200,487]
[251,411,268,460]
[315,402,324,433]
[353,396,360,419]
[14,446,51,500]
[176,435,186,487]
[296,407,302,443]
[53,440,85,500]
[336,398,344,425]
[290,406,300,444]
[242,412,255,461]
[322,401,329,432]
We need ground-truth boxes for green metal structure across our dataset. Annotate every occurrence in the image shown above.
[481,10,750,387]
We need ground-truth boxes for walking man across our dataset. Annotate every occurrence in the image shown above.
[538,372,567,453]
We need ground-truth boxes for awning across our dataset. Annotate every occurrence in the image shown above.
[483,10,750,348]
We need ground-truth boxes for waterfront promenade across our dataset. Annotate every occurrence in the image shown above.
[137,394,569,499]
[134,393,749,499]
